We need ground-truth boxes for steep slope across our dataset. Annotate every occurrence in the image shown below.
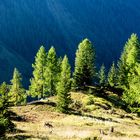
[0,0,140,83]
[9,92,140,140]
[0,42,31,84]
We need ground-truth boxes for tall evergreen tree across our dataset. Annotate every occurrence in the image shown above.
[29,46,47,99]
[9,68,25,106]
[117,34,140,89]
[117,34,140,106]
[57,55,71,113]
[73,39,96,88]
[45,47,58,96]
[108,62,116,87]
[98,64,106,86]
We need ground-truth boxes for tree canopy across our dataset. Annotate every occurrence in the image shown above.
[57,55,71,113]
[29,46,47,99]
[73,38,96,88]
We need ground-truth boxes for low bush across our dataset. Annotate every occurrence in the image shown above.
[0,116,15,136]
[0,117,7,136]
[83,95,94,105]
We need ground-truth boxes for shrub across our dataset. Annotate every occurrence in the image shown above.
[137,109,140,117]
[0,116,15,136]
[0,117,7,136]
[83,95,94,105]
[71,100,83,110]
[88,88,93,94]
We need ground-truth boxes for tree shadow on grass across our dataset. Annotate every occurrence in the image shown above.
[105,95,126,108]
[88,86,127,110]
[84,114,119,123]
[94,103,112,110]
[8,111,28,122]
[6,135,32,140]
[27,101,56,107]
[5,135,49,140]
[3,129,49,140]
[69,109,119,123]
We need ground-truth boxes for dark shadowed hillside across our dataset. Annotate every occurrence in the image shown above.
[0,0,140,83]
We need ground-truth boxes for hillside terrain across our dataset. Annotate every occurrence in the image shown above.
[0,0,140,82]
[5,91,140,140]
[0,2,140,138]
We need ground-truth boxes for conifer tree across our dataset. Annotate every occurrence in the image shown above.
[73,39,96,88]
[57,57,63,74]
[0,82,10,116]
[117,34,140,89]
[108,62,116,87]
[9,68,25,106]
[29,46,47,99]
[57,55,71,113]
[0,82,15,135]
[123,77,140,106]
[45,47,58,96]
[117,34,140,106]
[98,64,106,86]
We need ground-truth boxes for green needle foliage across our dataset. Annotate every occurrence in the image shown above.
[98,64,106,86]
[9,68,26,106]
[0,82,15,136]
[29,46,47,99]
[117,34,140,106]
[45,47,59,96]
[123,77,140,106]
[57,55,71,113]
[0,34,139,116]
[73,38,96,88]
[0,82,10,115]
[108,62,116,87]
[117,34,140,89]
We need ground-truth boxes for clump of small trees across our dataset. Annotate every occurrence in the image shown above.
[98,34,140,112]
[0,68,25,136]
[28,38,96,113]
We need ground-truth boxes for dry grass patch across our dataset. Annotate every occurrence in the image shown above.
[6,92,140,140]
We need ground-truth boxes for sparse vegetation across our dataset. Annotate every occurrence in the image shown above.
[6,92,140,140]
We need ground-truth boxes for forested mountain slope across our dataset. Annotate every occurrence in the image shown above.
[0,0,140,83]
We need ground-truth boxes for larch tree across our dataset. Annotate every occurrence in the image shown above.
[57,55,71,113]
[73,38,96,88]
[117,34,140,89]
[98,64,106,86]
[0,82,10,116]
[0,82,15,135]
[29,46,47,99]
[107,62,116,87]
[9,68,25,106]
[117,34,140,106]
[45,47,58,96]
[123,77,140,106]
